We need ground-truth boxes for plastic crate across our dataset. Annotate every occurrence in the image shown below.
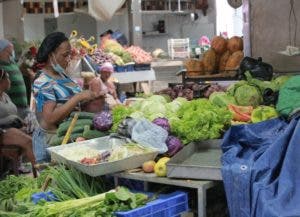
[114,64,135,73]
[134,64,151,71]
[115,191,188,217]
[168,38,190,60]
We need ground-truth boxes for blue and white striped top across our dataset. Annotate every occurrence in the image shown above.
[33,71,82,112]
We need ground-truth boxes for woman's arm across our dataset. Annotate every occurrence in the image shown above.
[41,90,98,125]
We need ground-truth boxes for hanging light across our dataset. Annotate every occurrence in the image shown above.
[190,12,199,21]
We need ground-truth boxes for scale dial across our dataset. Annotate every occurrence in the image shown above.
[227,0,243,9]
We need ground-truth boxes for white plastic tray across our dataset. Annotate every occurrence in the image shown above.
[47,136,158,177]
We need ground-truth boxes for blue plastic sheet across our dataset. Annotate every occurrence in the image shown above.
[221,118,300,217]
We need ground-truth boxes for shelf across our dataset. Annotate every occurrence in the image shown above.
[141,10,192,15]
[143,32,168,37]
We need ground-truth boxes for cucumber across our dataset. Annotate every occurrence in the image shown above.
[49,135,64,146]
[70,111,95,119]
[82,125,107,140]
[57,119,93,136]
[57,125,85,137]
[49,133,84,146]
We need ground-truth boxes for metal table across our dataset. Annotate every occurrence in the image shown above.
[113,172,216,217]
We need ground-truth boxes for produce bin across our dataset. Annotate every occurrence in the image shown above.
[134,64,151,71]
[115,191,189,217]
[47,137,158,177]
[114,64,135,72]
[167,139,223,180]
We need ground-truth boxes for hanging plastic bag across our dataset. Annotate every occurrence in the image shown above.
[88,0,126,21]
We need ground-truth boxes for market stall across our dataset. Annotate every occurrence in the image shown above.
[1,22,298,217]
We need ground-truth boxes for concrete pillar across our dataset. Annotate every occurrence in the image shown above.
[0,3,3,38]
[2,0,24,42]
[130,0,142,46]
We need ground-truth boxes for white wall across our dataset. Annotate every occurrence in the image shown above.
[2,0,24,42]
[23,13,97,42]
[23,14,45,41]
[57,13,97,39]
[0,3,3,38]
[141,1,216,52]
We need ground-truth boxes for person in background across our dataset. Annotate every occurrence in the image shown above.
[99,29,113,49]
[0,128,36,175]
[33,32,102,163]
[19,46,38,105]
[0,69,23,128]
[0,39,29,119]
[0,69,35,172]
[98,62,121,107]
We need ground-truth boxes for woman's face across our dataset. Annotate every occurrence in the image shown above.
[0,72,11,92]
[101,70,112,82]
[51,41,71,69]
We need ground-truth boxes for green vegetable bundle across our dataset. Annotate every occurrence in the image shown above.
[171,99,232,144]
[111,105,133,132]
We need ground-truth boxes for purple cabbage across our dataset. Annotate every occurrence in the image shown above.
[166,136,183,157]
[93,111,113,131]
[152,117,170,132]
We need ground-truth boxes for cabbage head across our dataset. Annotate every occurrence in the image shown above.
[209,92,237,107]
[141,101,166,117]
[234,84,263,107]
[148,95,167,104]
[130,111,144,119]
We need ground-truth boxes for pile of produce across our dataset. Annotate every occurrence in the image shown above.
[111,96,185,155]
[157,82,225,100]
[184,35,244,77]
[89,48,114,65]
[102,39,133,65]
[170,99,232,144]
[50,112,110,146]
[0,166,148,217]
[142,157,171,177]
[126,46,152,64]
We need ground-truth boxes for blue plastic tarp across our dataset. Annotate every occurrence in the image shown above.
[221,118,300,217]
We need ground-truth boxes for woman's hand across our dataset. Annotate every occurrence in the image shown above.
[78,90,106,102]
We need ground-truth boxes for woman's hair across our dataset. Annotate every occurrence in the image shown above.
[36,32,68,63]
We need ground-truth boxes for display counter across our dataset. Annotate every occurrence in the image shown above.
[112,69,156,84]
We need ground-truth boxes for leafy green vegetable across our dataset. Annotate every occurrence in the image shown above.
[0,175,38,211]
[46,165,106,200]
[271,75,291,90]
[251,106,278,123]
[111,105,133,132]
[209,92,237,107]
[171,99,232,144]
[147,95,168,104]
[234,84,262,107]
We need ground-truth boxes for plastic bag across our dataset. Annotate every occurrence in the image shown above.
[131,119,168,154]
[239,57,273,81]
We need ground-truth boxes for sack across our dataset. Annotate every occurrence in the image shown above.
[239,57,273,81]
